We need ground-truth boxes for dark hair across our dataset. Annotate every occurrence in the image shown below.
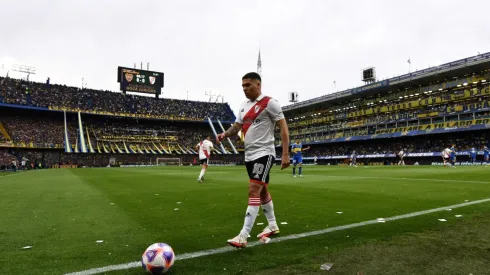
[242,72,261,82]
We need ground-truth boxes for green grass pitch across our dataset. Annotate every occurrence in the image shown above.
[1,165,490,275]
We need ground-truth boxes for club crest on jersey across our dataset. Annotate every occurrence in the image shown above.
[125,73,133,82]
[149,76,156,85]
[254,105,260,113]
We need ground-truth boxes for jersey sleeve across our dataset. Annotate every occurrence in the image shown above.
[267,98,285,122]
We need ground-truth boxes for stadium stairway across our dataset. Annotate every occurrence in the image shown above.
[0,121,12,141]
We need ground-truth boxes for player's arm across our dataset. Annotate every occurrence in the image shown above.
[224,122,242,138]
[302,146,311,151]
[277,118,290,170]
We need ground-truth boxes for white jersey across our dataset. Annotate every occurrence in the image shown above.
[442,148,452,158]
[236,94,284,162]
[398,150,405,157]
[197,140,213,160]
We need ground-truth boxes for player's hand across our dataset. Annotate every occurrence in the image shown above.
[281,153,290,170]
[216,133,226,144]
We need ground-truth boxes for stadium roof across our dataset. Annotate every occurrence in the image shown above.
[283,52,490,113]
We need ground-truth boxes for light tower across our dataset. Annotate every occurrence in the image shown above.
[257,50,262,76]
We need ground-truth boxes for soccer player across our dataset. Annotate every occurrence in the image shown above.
[470,147,477,163]
[196,135,214,183]
[442,147,453,167]
[398,149,405,166]
[291,139,310,177]
[450,144,457,166]
[483,146,489,165]
[217,72,290,248]
[350,150,358,167]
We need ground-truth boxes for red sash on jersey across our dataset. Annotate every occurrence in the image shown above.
[242,96,271,137]
[200,141,210,158]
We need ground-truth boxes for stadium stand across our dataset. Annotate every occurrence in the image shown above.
[276,52,490,165]
[0,77,235,121]
[2,52,490,170]
[0,75,241,170]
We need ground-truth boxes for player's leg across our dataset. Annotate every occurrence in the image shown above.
[228,155,272,248]
[298,161,303,177]
[257,176,279,238]
[197,160,207,182]
[292,158,297,177]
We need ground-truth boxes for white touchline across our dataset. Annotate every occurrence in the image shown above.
[63,197,490,275]
[319,175,490,184]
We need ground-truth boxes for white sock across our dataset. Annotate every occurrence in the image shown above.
[198,168,206,179]
[261,200,278,228]
[239,198,260,237]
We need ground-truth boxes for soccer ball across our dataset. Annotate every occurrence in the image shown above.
[141,243,175,274]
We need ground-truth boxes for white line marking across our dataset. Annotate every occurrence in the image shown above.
[319,175,490,184]
[63,197,490,275]
[1,172,26,178]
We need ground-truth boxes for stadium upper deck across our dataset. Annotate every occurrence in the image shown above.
[0,77,235,123]
[279,52,490,145]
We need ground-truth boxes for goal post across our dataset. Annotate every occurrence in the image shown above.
[156,158,182,166]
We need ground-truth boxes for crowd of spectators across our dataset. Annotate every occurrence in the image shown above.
[291,131,490,158]
[0,149,16,168]
[0,109,243,155]
[0,77,235,121]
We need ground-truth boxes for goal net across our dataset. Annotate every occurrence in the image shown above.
[156,158,182,166]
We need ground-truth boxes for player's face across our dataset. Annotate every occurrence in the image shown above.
[296,139,300,144]
[242,78,261,100]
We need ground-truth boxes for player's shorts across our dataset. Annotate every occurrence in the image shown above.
[245,155,275,185]
[199,158,208,165]
[292,155,303,164]
[443,157,450,162]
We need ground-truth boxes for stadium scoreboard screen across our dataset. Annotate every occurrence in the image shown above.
[117,67,164,95]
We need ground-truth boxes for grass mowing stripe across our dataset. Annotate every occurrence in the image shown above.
[63,197,490,275]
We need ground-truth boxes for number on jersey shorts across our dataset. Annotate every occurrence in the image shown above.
[293,155,303,164]
[245,155,275,185]
[200,158,209,165]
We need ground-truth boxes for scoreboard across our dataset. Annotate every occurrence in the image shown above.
[117,67,164,95]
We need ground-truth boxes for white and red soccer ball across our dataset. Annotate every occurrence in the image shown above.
[141,243,175,274]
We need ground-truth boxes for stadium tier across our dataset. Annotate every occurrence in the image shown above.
[0,77,242,168]
[275,52,490,164]
[2,52,490,169]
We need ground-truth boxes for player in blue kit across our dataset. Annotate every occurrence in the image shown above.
[350,150,358,167]
[450,144,457,166]
[291,139,310,177]
[483,146,489,165]
[470,147,477,163]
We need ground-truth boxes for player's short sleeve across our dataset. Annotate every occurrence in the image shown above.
[209,141,214,148]
[267,98,285,122]
[235,103,244,124]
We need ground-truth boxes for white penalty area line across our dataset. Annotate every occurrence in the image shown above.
[63,197,490,275]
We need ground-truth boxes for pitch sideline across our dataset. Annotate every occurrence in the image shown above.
[63,197,490,275]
